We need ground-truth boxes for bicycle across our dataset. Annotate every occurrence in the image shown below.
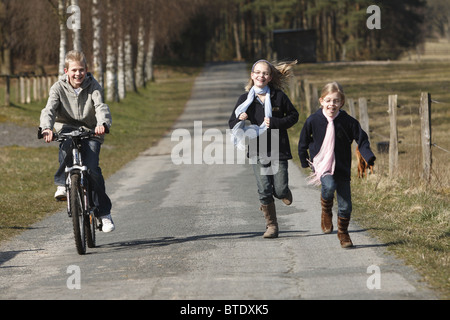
[38,126,108,255]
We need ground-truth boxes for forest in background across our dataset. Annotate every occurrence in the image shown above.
[0,0,449,100]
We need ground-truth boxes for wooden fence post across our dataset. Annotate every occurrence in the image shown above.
[304,79,312,114]
[20,76,25,104]
[15,77,19,102]
[420,92,432,183]
[348,98,356,153]
[388,94,398,178]
[310,83,318,114]
[347,98,356,118]
[47,76,52,97]
[358,97,370,139]
[26,77,31,103]
[41,77,47,99]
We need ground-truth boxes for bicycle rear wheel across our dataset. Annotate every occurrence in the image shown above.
[70,174,87,255]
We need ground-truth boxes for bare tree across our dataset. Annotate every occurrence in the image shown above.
[135,15,145,88]
[124,28,135,92]
[145,0,155,83]
[0,0,12,74]
[46,0,68,75]
[105,0,118,101]
[70,0,82,51]
[91,0,103,86]
[117,22,126,100]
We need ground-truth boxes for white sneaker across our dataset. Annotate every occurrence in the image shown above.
[101,214,115,233]
[54,186,67,201]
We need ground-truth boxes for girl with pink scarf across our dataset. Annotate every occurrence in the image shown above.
[298,82,375,248]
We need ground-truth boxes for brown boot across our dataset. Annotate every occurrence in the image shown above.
[260,202,278,238]
[337,217,354,248]
[321,197,333,234]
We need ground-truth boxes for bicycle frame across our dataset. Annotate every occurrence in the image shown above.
[65,138,90,218]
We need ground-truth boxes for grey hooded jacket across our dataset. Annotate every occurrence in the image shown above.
[40,73,112,143]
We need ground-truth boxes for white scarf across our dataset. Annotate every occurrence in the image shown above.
[230,86,272,150]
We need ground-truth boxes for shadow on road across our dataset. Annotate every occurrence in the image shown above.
[97,230,308,252]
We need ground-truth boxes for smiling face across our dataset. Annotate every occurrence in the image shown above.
[251,62,272,88]
[320,91,344,118]
[65,60,87,89]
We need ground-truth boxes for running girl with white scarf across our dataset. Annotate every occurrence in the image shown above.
[228,60,299,239]
[298,82,375,248]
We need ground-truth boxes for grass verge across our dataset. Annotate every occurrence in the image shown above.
[0,65,200,243]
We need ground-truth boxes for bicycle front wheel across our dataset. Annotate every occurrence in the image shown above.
[70,174,87,255]
[86,211,96,248]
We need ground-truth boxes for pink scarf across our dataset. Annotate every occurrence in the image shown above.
[307,109,339,186]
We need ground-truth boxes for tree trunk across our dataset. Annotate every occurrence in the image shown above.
[124,30,135,92]
[91,0,103,87]
[58,0,67,76]
[70,0,82,51]
[0,1,12,75]
[105,0,118,102]
[118,25,126,100]
[135,16,146,88]
[232,4,242,62]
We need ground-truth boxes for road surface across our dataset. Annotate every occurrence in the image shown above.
[0,62,438,302]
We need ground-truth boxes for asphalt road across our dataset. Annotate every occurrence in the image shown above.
[0,62,438,301]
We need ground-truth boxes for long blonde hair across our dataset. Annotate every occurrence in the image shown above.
[245,60,297,92]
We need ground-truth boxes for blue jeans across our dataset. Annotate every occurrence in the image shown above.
[55,139,112,216]
[320,175,352,219]
[252,159,290,205]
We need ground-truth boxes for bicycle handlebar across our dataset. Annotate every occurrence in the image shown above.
[38,125,109,142]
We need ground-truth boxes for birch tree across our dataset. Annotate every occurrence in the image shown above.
[91,0,103,87]
[145,0,155,83]
[105,0,118,102]
[117,23,126,100]
[124,29,135,92]
[47,0,68,76]
[69,0,81,51]
[135,16,145,88]
[0,0,12,75]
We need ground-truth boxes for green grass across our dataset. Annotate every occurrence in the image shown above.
[288,60,450,299]
[0,65,200,243]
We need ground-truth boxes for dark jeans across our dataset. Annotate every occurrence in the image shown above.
[252,159,290,205]
[55,139,112,216]
[320,175,352,219]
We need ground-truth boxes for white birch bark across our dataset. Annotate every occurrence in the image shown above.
[92,0,103,87]
[124,31,135,92]
[70,0,82,51]
[117,26,126,100]
[58,0,67,76]
[135,16,146,88]
[105,0,118,102]
[145,2,155,82]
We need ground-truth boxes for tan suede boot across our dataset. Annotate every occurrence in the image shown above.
[321,197,333,234]
[260,202,278,238]
[337,217,354,248]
